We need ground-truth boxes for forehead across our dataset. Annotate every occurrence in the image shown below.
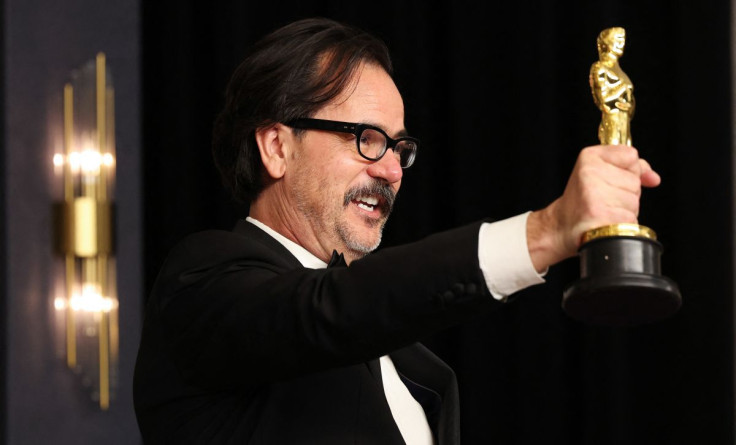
[315,63,406,135]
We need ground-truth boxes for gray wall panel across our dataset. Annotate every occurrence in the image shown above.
[4,0,141,443]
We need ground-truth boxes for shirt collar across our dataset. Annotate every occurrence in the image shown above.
[245,216,328,269]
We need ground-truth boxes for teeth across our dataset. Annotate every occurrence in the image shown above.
[357,203,375,211]
[360,196,378,205]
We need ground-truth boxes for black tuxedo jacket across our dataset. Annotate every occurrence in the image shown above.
[134,220,501,444]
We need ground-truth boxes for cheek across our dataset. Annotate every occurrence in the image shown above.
[328,154,368,185]
[299,136,371,194]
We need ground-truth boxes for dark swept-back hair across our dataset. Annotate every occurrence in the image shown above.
[211,18,393,203]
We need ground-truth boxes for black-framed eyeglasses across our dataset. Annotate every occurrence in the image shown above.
[284,118,419,168]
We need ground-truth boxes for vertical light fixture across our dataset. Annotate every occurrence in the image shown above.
[53,53,118,410]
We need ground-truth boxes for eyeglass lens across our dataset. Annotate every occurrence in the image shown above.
[359,128,416,167]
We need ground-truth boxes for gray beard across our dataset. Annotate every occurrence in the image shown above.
[335,218,385,258]
[337,180,396,257]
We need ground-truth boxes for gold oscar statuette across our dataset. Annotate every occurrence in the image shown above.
[562,27,681,326]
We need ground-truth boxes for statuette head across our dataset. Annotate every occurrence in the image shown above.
[597,27,626,59]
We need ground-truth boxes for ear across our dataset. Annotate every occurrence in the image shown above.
[255,123,290,179]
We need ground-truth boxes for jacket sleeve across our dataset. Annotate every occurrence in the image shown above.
[143,220,501,388]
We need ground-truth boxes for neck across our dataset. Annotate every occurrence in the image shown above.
[601,53,618,64]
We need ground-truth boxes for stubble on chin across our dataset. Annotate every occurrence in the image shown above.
[335,216,386,259]
[336,180,396,258]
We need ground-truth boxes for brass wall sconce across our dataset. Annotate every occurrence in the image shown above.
[53,53,118,410]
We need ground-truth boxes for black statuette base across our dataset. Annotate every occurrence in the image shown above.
[562,236,682,326]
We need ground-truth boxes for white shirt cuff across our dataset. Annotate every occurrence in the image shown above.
[478,211,546,300]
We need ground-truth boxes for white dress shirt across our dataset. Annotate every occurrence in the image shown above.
[246,213,544,444]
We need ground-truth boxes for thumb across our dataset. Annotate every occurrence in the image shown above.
[639,159,661,188]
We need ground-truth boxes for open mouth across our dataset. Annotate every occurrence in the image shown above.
[344,181,396,219]
[354,195,379,213]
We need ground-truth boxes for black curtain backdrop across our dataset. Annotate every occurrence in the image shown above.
[142,1,733,443]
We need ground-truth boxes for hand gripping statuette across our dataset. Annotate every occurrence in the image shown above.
[562,27,681,326]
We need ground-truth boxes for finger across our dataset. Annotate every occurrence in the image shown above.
[601,189,641,220]
[595,145,640,171]
[639,158,661,188]
[596,162,642,195]
[577,156,641,195]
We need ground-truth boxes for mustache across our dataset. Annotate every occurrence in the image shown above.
[343,180,396,216]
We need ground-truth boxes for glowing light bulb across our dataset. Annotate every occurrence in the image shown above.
[54,297,67,310]
[69,284,115,312]
[80,150,102,174]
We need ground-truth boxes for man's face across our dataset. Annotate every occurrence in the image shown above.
[285,63,406,262]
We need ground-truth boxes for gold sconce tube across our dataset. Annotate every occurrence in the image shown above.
[54,53,118,410]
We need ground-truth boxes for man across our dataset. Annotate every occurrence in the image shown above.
[134,18,660,444]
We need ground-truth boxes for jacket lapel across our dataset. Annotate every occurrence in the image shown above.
[232,219,303,269]
[366,359,383,389]
[390,343,460,445]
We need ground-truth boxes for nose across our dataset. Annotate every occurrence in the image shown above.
[366,150,403,184]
